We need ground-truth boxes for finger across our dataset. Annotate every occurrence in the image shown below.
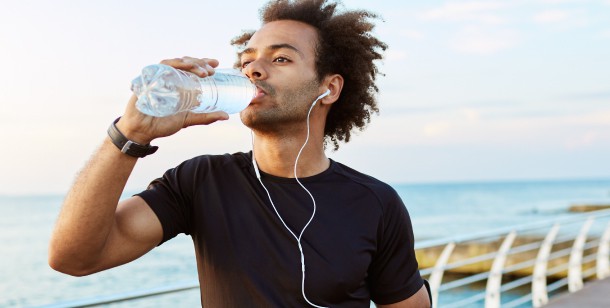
[183,111,230,127]
[160,57,218,77]
[181,57,219,68]
[203,58,219,68]
[159,57,206,75]
[181,57,219,77]
[189,64,211,78]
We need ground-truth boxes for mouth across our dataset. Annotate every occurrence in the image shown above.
[253,86,267,100]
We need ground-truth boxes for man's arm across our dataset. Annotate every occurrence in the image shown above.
[48,57,227,276]
[377,285,430,308]
[48,134,163,276]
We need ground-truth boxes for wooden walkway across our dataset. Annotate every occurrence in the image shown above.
[545,278,610,307]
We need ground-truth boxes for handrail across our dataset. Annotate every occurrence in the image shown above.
[34,280,199,308]
[418,208,610,307]
[416,208,610,249]
[37,208,610,307]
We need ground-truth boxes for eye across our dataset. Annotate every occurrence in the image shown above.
[241,61,251,69]
[273,57,290,63]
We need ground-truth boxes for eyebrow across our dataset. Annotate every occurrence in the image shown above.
[240,43,305,59]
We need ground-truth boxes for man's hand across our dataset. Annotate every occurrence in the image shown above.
[48,56,229,276]
[117,57,230,145]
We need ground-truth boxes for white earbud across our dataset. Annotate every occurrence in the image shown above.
[317,89,331,100]
[312,89,331,107]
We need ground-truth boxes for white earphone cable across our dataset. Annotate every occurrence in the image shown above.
[250,91,329,308]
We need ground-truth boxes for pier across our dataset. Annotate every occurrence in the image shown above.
[545,277,610,307]
[415,208,610,307]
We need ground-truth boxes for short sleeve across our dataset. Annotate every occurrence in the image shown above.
[135,159,199,245]
[368,189,424,305]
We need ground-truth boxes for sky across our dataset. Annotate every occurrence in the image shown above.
[0,0,609,195]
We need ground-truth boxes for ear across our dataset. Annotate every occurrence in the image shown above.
[320,74,344,106]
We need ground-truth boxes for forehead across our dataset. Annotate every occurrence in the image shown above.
[246,20,319,56]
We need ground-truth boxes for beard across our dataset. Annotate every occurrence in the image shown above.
[240,77,321,134]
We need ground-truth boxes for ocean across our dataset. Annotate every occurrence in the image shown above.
[1,178,609,307]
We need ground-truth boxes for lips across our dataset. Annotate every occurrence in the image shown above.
[253,86,266,100]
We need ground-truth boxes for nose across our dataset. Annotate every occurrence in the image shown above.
[242,59,267,81]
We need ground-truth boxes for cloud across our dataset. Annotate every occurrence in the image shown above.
[424,121,452,137]
[538,0,580,3]
[567,110,610,126]
[450,26,520,54]
[382,100,519,115]
[555,110,610,149]
[532,8,589,29]
[601,30,610,39]
[533,10,569,23]
[565,131,606,149]
[419,1,510,24]
[400,29,425,40]
[385,49,408,61]
[420,110,480,138]
[559,89,610,101]
[460,108,481,122]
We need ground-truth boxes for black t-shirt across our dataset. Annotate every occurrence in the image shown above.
[137,152,423,307]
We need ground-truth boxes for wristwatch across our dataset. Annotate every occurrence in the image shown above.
[107,117,158,158]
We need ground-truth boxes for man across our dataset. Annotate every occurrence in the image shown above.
[49,0,430,307]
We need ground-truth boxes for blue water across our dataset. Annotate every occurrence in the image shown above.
[1,178,609,307]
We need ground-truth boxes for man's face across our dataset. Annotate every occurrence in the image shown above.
[239,20,323,132]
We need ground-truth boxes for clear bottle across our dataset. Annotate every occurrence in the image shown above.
[131,64,256,117]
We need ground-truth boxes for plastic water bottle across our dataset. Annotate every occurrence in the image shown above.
[131,64,256,117]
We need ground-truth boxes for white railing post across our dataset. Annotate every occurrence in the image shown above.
[532,224,560,308]
[428,242,456,306]
[485,231,517,308]
[597,221,610,279]
[568,217,594,292]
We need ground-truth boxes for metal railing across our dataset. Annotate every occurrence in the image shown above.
[37,208,610,307]
[416,208,610,307]
[36,280,200,308]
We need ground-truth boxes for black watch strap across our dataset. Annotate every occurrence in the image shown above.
[107,117,158,158]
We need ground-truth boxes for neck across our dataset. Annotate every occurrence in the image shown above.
[251,127,329,179]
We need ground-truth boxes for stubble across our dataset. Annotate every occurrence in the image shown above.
[240,77,321,134]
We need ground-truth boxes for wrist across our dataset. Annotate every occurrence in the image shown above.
[114,118,154,145]
[107,117,158,158]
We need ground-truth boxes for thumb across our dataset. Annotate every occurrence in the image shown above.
[183,111,230,127]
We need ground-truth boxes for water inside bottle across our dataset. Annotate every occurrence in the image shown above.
[132,65,255,117]
[192,69,256,114]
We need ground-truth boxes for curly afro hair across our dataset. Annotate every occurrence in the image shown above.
[231,0,387,150]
